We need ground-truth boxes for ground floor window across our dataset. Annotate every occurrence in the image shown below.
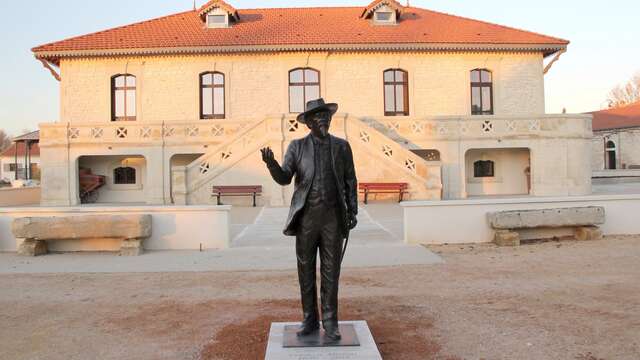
[605,140,617,170]
[114,166,136,185]
[474,160,495,177]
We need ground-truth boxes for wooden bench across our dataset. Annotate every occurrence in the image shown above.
[359,183,408,204]
[487,206,605,246]
[12,214,152,256]
[212,185,263,207]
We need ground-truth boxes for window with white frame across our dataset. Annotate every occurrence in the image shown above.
[207,14,228,28]
[289,68,320,113]
[111,74,136,121]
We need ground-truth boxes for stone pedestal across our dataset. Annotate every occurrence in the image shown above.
[265,321,381,360]
[574,226,603,241]
[18,239,48,256]
[120,239,144,256]
[494,230,520,246]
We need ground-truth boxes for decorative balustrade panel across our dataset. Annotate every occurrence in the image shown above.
[370,115,591,140]
[39,121,256,146]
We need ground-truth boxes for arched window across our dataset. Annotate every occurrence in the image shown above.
[114,166,136,184]
[470,69,493,115]
[605,140,617,170]
[384,69,409,116]
[289,68,320,113]
[474,160,495,178]
[200,72,225,119]
[111,74,136,121]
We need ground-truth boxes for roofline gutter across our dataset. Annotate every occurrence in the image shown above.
[33,42,568,64]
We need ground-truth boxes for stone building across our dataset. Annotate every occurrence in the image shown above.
[31,0,593,206]
[0,132,40,183]
[590,101,640,170]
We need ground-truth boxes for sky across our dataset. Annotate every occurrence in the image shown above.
[0,0,638,136]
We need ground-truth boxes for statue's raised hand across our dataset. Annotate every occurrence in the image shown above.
[260,147,277,167]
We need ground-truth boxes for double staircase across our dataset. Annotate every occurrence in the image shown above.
[173,114,442,205]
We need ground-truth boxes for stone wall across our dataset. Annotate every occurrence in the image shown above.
[59,51,546,123]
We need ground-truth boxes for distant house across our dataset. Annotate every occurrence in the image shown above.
[590,101,640,170]
[0,132,40,182]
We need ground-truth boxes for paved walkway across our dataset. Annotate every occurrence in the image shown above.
[232,206,400,247]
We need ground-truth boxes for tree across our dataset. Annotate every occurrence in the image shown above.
[607,72,640,108]
[0,130,12,153]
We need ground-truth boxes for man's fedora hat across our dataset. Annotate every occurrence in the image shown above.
[296,98,338,124]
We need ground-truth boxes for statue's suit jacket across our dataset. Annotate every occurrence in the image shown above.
[267,134,358,236]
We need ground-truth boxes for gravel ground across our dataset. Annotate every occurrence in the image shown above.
[1,236,639,360]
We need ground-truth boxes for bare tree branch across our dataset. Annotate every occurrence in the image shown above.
[607,72,640,108]
[0,130,12,153]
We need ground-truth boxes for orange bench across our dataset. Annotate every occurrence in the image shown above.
[359,183,408,204]
[212,185,263,207]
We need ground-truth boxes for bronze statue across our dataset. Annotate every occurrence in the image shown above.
[261,98,358,341]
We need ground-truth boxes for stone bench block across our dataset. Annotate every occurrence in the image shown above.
[487,207,605,230]
[12,214,152,256]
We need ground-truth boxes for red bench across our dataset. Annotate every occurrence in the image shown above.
[359,183,408,204]
[212,185,263,207]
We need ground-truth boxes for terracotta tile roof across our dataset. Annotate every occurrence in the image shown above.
[0,142,40,158]
[32,4,568,63]
[590,101,640,131]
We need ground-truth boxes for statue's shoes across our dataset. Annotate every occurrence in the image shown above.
[323,324,342,341]
[296,322,320,337]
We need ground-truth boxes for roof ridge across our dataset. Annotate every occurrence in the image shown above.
[32,9,195,53]
[418,7,569,45]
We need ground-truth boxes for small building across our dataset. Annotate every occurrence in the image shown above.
[0,132,40,182]
[590,101,640,170]
[31,0,593,206]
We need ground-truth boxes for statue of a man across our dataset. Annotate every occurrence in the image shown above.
[261,98,358,341]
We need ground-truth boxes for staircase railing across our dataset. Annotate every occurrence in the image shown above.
[346,115,442,197]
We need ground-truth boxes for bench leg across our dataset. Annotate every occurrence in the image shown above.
[494,230,520,247]
[364,190,368,205]
[18,239,48,256]
[253,193,257,207]
[399,191,404,203]
[216,194,222,206]
[574,226,603,241]
[120,238,144,256]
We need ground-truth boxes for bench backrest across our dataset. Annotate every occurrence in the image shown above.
[212,185,263,193]
[359,183,408,190]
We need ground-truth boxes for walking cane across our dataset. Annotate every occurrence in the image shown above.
[340,225,351,265]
